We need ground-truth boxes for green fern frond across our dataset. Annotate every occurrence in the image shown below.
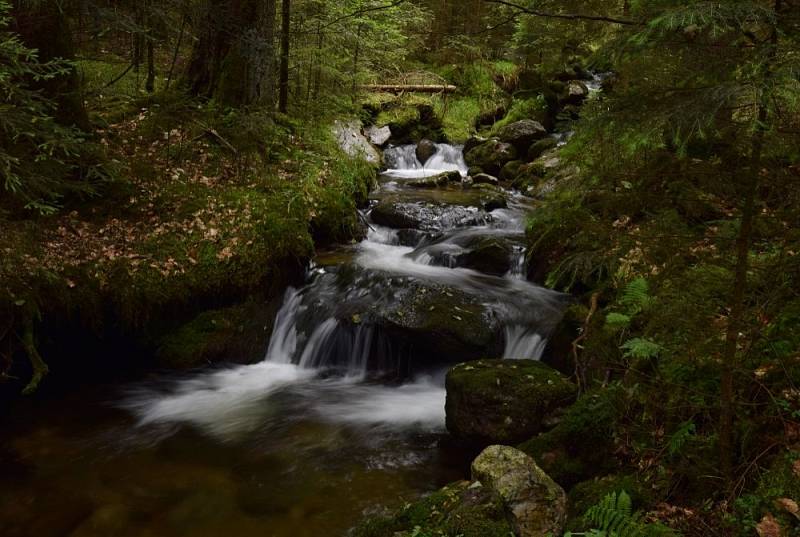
[621,338,664,360]
[620,278,652,315]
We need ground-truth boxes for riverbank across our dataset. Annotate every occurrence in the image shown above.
[0,95,377,394]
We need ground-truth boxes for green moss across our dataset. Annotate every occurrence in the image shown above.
[446,360,577,444]
[351,481,514,537]
[491,96,549,133]
[518,388,621,488]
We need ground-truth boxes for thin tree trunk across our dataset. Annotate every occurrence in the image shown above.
[146,40,156,92]
[719,0,780,486]
[278,0,291,113]
[166,15,187,90]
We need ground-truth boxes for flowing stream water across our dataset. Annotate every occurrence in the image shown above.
[0,143,566,537]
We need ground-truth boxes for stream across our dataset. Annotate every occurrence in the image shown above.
[0,143,566,537]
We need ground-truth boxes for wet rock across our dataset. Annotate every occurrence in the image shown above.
[370,200,492,231]
[415,139,437,165]
[333,120,381,165]
[365,125,391,147]
[464,139,517,176]
[527,138,558,161]
[472,173,499,186]
[471,445,567,537]
[155,301,280,369]
[483,197,508,212]
[446,359,577,445]
[559,81,590,106]
[464,135,488,155]
[396,229,435,247]
[467,166,484,177]
[500,160,524,182]
[339,279,504,365]
[495,120,549,154]
[408,170,461,189]
[460,237,515,276]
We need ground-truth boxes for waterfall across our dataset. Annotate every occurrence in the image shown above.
[383,143,468,179]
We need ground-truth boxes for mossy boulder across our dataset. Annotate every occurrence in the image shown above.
[446,359,577,445]
[527,138,558,162]
[472,172,499,186]
[416,138,438,165]
[155,301,277,369]
[471,445,567,537]
[559,80,590,106]
[460,237,515,276]
[500,160,524,182]
[464,139,518,176]
[351,480,514,537]
[518,390,621,488]
[370,200,492,231]
[495,119,549,155]
[408,170,461,188]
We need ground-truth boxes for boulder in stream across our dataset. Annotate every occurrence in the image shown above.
[415,138,438,165]
[471,445,567,537]
[495,120,549,154]
[459,237,515,276]
[464,139,517,176]
[446,359,577,444]
[472,173,499,186]
[365,125,392,147]
[408,170,461,188]
[370,200,492,231]
[333,120,381,165]
[559,80,590,106]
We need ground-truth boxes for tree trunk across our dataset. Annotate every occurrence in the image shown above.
[11,0,90,130]
[278,0,291,113]
[719,0,780,486]
[186,0,276,107]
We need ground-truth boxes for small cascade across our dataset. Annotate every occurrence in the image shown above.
[383,143,468,179]
[503,326,548,361]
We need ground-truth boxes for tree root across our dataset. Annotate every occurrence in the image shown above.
[19,315,48,395]
[572,292,600,393]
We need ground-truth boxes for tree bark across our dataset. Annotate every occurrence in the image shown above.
[11,0,90,130]
[186,0,276,107]
[278,0,291,113]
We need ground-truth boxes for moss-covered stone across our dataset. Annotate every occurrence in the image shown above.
[155,301,276,369]
[445,359,577,445]
[464,139,518,176]
[472,445,567,537]
[351,481,514,537]
[517,390,620,488]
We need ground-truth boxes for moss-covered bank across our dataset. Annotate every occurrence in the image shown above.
[0,96,377,393]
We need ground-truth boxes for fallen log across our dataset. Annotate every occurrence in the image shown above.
[359,84,457,94]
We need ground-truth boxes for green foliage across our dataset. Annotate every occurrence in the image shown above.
[620,338,663,360]
[564,490,676,537]
[0,0,106,213]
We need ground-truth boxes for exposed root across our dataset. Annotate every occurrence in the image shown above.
[572,291,600,392]
[19,315,49,395]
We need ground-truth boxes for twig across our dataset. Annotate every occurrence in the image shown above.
[485,0,641,26]
[572,292,600,392]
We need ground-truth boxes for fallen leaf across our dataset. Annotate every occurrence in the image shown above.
[775,498,800,520]
[756,514,783,537]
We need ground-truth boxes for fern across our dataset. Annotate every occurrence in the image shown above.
[582,491,677,537]
[620,278,652,315]
[605,312,632,332]
[667,420,696,457]
[621,338,664,360]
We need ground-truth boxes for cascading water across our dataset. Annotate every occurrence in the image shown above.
[382,143,468,179]
[2,142,571,537]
